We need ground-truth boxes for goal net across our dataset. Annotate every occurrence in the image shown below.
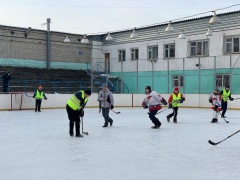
[10,92,35,111]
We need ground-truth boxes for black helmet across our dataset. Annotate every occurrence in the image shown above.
[145,86,151,91]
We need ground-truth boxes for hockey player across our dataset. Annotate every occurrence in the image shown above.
[32,86,47,112]
[209,89,222,123]
[166,87,185,123]
[66,90,91,137]
[220,86,234,118]
[142,86,167,129]
[98,84,114,127]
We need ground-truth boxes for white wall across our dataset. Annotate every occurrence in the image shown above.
[1,93,239,110]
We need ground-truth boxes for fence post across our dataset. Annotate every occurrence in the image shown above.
[24,80,27,92]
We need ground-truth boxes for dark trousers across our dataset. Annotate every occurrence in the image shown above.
[35,99,42,111]
[148,110,161,126]
[221,100,228,116]
[66,104,80,135]
[168,107,179,118]
[102,107,113,125]
[2,82,8,92]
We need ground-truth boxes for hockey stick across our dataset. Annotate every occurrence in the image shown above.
[208,130,240,146]
[156,108,169,114]
[81,117,89,135]
[111,109,120,114]
[219,112,229,123]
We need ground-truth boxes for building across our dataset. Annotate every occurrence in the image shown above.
[92,11,240,94]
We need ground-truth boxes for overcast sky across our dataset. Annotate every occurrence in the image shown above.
[0,0,240,35]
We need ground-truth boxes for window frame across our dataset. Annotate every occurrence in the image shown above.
[147,45,158,61]
[130,48,139,60]
[164,43,175,58]
[224,36,240,54]
[215,74,230,89]
[118,49,126,61]
[188,40,209,57]
[172,75,184,88]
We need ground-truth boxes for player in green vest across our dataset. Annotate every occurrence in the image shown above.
[220,86,234,118]
[66,90,91,137]
[33,86,47,112]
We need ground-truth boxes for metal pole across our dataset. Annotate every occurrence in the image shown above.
[198,57,200,94]
[214,56,216,89]
[136,58,138,94]
[46,18,51,69]
[121,59,123,93]
[230,55,232,88]
[167,58,169,94]
[91,53,93,93]
[152,60,154,90]
[183,58,185,94]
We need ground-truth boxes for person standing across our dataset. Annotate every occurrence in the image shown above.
[209,89,222,123]
[166,87,185,123]
[32,86,47,112]
[2,72,11,92]
[66,90,91,137]
[98,84,114,127]
[220,86,234,118]
[142,86,167,129]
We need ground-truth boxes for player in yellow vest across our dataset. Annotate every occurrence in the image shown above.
[220,86,234,118]
[32,86,47,112]
[166,87,185,123]
[66,90,91,137]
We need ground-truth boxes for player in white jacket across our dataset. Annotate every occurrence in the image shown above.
[209,89,222,123]
[142,86,167,129]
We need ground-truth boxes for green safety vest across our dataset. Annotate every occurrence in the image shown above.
[222,89,230,102]
[35,90,44,99]
[67,90,88,110]
[172,93,181,107]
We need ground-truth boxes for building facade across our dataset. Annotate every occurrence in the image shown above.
[92,11,240,94]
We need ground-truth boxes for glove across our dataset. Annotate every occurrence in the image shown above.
[180,97,185,103]
[209,99,212,104]
[142,102,148,109]
[79,110,84,117]
[168,104,172,109]
[44,96,47,100]
[111,105,114,109]
[162,99,167,105]
[230,98,234,101]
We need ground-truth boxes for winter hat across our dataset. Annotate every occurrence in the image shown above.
[84,90,91,96]
[145,86,151,91]
[225,85,230,88]
[102,83,107,88]
[174,87,179,91]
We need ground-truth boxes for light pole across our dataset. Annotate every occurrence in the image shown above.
[46,18,51,69]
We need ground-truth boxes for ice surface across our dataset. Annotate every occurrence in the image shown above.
[0,108,240,180]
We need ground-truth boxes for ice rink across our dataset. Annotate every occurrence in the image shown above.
[0,107,240,180]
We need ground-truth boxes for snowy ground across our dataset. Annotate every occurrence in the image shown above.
[0,107,240,180]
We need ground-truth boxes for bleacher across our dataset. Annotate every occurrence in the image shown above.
[0,66,91,93]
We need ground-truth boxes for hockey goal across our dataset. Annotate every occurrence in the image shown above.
[9,92,34,111]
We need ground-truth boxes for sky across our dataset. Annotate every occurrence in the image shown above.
[0,0,240,35]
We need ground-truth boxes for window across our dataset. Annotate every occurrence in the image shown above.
[131,48,139,60]
[118,50,126,61]
[225,37,240,53]
[190,40,208,56]
[216,74,230,88]
[164,44,175,58]
[148,46,158,61]
[173,75,184,87]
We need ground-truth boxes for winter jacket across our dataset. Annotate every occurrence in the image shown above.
[98,89,114,108]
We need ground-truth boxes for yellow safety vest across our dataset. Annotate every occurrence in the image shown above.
[172,93,181,107]
[67,91,88,110]
[35,90,44,99]
[222,89,230,102]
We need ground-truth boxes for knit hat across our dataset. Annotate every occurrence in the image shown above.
[174,87,179,91]
[84,90,91,96]
[145,86,151,91]
[102,83,107,88]
[225,85,229,88]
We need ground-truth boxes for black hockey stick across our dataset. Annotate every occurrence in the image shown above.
[148,108,169,115]
[111,109,120,114]
[208,130,240,146]
[219,112,229,123]
[81,117,89,135]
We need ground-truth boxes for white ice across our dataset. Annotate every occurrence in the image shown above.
[0,108,240,180]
